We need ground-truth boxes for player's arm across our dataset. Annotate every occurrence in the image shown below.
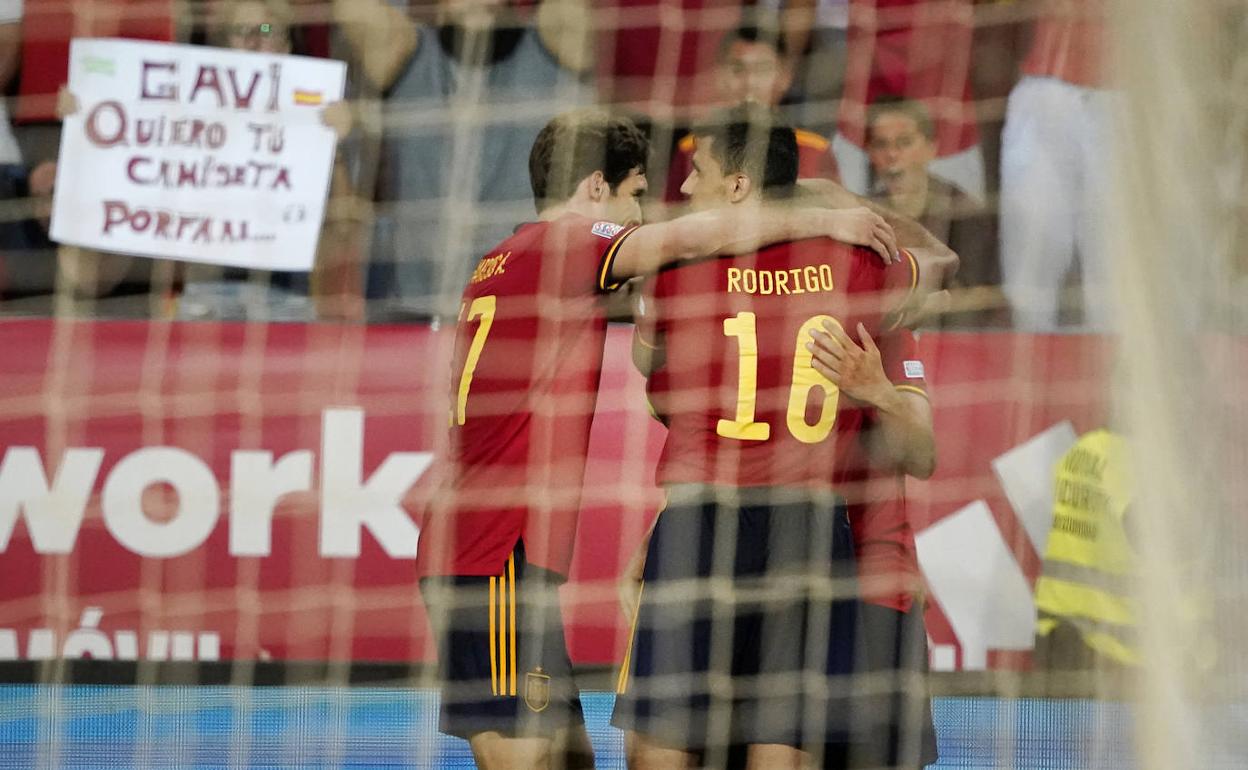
[797,178,960,308]
[863,388,934,480]
[796,178,945,254]
[806,321,936,479]
[629,283,665,377]
[619,514,660,617]
[632,326,665,378]
[605,204,898,285]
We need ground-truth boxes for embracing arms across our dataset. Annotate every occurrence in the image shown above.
[608,204,898,285]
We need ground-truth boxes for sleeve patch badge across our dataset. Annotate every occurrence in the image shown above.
[904,360,926,379]
[591,221,626,240]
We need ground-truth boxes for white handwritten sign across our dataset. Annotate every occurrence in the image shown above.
[50,38,346,272]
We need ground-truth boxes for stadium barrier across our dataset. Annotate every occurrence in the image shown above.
[1,319,1120,671]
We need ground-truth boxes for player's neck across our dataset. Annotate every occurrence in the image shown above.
[538,200,597,222]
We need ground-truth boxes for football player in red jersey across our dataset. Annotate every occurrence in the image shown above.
[611,105,937,770]
[415,108,901,770]
[662,21,842,205]
[806,327,940,770]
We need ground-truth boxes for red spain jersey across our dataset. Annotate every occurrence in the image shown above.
[664,129,841,203]
[642,239,924,489]
[840,330,926,613]
[845,462,923,613]
[415,214,638,578]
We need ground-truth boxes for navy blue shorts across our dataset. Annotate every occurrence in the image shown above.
[420,544,586,741]
[611,485,860,753]
[831,602,939,769]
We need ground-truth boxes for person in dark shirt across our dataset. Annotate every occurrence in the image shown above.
[867,97,1005,328]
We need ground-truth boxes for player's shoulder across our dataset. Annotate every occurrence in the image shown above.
[470,217,570,272]
[778,236,879,266]
[488,218,544,251]
[542,212,632,243]
[507,214,623,260]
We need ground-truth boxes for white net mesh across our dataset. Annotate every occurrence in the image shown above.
[0,1,1246,768]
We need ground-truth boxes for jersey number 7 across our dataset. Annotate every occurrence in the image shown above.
[454,295,497,426]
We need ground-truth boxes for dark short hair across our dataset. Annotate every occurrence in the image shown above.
[867,96,935,142]
[691,104,798,198]
[528,109,649,211]
[719,22,787,60]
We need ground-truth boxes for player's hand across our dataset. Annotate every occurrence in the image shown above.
[821,207,898,265]
[807,321,896,408]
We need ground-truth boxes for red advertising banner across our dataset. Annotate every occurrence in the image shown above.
[0,319,1120,670]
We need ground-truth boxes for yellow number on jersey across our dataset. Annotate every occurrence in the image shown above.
[716,312,771,441]
[717,312,841,443]
[786,315,841,444]
[455,295,496,426]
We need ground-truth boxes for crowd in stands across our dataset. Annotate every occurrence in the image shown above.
[0,0,1111,331]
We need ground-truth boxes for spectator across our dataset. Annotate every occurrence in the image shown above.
[587,0,745,242]
[833,0,985,201]
[0,1,23,170]
[592,0,743,122]
[367,0,594,318]
[0,0,64,308]
[4,0,173,311]
[54,0,404,321]
[662,21,840,204]
[0,0,59,303]
[866,98,1003,327]
[17,0,176,122]
[755,0,851,136]
[999,0,1111,331]
[174,0,360,321]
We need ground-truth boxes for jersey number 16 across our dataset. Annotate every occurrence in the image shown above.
[717,311,842,444]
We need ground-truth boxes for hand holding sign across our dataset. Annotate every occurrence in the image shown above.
[50,39,346,272]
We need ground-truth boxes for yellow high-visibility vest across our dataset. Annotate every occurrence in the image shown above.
[1034,430,1139,665]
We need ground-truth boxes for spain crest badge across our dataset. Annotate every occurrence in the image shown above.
[524,667,551,713]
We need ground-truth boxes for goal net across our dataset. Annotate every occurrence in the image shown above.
[0,0,1245,768]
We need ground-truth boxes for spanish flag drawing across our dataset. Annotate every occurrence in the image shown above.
[293,89,324,106]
